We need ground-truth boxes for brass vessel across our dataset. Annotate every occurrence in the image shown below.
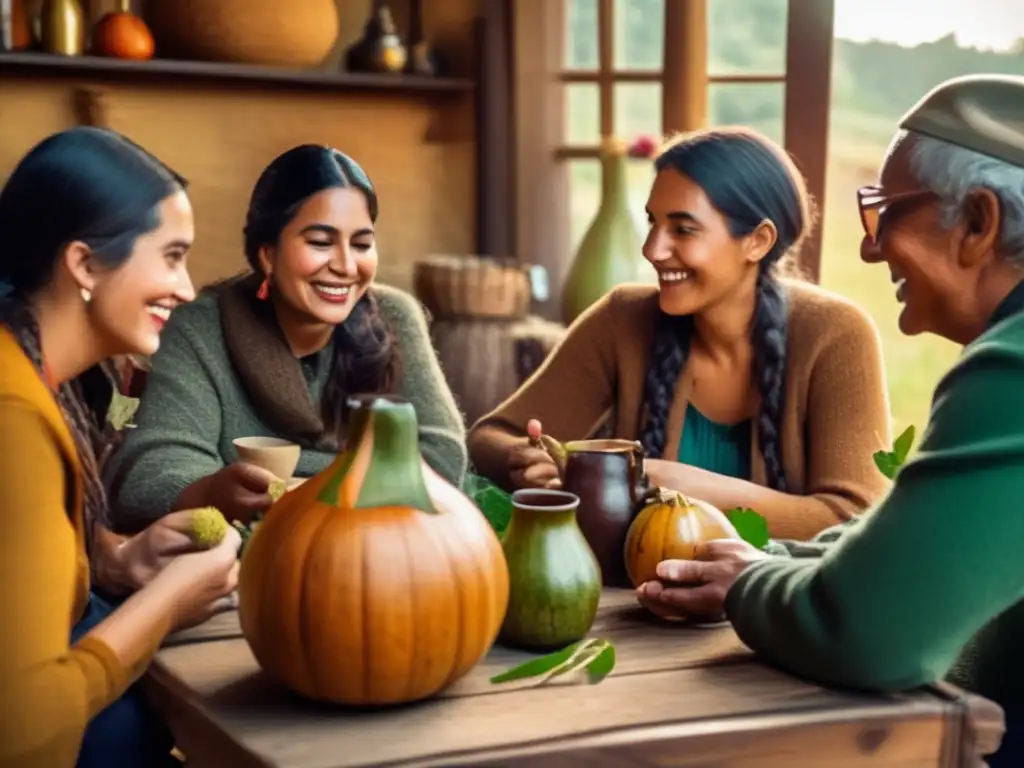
[40,0,84,55]
[344,1,407,75]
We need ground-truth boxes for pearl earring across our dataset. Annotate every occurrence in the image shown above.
[80,288,92,304]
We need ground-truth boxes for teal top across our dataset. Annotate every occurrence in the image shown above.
[724,282,1024,716]
[677,406,752,481]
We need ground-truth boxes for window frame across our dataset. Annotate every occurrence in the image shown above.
[511,0,836,320]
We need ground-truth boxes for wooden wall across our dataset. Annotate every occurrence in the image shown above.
[0,0,481,292]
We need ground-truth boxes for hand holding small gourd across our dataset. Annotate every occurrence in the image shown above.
[625,488,767,620]
[635,539,769,622]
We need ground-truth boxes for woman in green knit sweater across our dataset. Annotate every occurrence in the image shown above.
[105,145,466,531]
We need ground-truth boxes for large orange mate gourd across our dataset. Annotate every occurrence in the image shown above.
[238,395,509,706]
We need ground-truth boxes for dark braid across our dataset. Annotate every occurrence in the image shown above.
[0,297,113,553]
[320,288,401,440]
[640,313,692,458]
[638,274,790,491]
[751,266,789,491]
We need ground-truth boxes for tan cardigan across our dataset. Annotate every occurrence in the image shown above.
[468,280,892,540]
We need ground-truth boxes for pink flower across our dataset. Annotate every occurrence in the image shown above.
[627,134,658,159]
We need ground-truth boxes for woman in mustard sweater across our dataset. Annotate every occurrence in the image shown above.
[0,128,240,767]
[468,127,892,540]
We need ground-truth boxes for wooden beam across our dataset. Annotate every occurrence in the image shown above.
[597,0,614,137]
[559,70,784,84]
[512,0,568,321]
[476,0,514,257]
[662,0,708,135]
[783,0,836,283]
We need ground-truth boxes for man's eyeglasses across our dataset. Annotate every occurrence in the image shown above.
[857,186,936,243]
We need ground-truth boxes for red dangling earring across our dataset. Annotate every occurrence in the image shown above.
[256,278,270,300]
[41,357,58,391]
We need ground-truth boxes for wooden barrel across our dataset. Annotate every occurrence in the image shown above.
[430,316,566,426]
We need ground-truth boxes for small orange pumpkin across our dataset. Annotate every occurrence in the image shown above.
[91,0,155,60]
[624,488,741,587]
[238,395,509,706]
[11,0,31,50]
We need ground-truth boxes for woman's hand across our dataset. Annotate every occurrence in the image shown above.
[174,462,278,525]
[507,418,561,489]
[635,539,771,621]
[152,526,243,630]
[98,510,212,594]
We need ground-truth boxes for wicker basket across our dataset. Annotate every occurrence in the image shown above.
[413,255,531,320]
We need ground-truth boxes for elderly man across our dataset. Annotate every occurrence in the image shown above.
[636,73,1024,766]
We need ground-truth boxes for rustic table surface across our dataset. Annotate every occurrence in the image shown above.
[146,589,1004,768]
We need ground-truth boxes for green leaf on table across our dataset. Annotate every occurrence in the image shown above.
[489,642,580,683]
[584,641,616,684]
[725,507,770,550]
[490,638,616,687]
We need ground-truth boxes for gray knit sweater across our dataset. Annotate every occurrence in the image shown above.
[104,283,466,530]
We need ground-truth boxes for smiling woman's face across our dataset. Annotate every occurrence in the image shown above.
[88,189,196,356]
[643,168,771,316]
[259,186,377,327]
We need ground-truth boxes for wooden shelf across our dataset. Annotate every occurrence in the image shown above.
[0,51,475,96]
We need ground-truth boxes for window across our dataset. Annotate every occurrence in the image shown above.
[512,0,835,320]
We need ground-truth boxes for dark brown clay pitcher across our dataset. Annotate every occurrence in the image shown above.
[539,437,649,587]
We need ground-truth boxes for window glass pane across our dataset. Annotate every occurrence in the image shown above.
[817,5,1013,439]
[564,83,601,145]
[708,0,788,74]
[708,83,785,145]
[569,158,658,255]
[564,0,599,69]
[613,0,663,70]
[614,83,662,140]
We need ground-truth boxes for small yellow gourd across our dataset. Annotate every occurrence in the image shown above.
[624,488,740,587]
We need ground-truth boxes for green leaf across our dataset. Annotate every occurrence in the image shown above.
[466,475,514,535]
[585,642,616,684]
[873,451,896,480]
[489,642,581,684]
[893,425,916,464]
[233,513,263,560]
[542,640,610,683]
[107,391,140,431]
[490,638,617,687]
[725,507,770,550]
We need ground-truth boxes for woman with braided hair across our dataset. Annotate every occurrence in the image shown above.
[468,126,891,542]
[0,127,241,767]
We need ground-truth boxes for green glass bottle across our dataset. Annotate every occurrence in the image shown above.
[561,138,649,324]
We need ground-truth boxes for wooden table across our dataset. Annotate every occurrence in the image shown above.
[146,590,1004,767]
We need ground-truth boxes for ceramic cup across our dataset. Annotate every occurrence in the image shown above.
[232,436,301,481]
